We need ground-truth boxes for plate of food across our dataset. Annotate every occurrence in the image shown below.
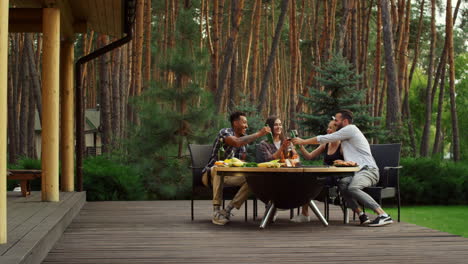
[333,160,359,167]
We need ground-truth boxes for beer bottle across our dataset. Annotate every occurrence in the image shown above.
[218,138,225,160]
[265,124,274,144]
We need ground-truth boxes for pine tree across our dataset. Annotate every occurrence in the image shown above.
[298,54,381,138]
[125,7,217,199]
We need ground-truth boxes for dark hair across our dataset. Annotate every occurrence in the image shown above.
[337,109,353,123]
[229,111,246,126]
[265,116,285,141]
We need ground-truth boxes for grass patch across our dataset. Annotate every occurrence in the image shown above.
[384,206,468,238]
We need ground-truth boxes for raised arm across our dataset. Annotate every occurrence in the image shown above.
[291,136,318,146]
[299,144,325,160]
[224,126,270,148]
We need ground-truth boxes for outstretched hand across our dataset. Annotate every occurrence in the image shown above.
[291,137,305,145]
[259,126,271,136]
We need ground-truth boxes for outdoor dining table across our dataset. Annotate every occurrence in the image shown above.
[212,166,360,228]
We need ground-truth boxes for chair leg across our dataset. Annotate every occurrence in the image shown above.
[245,200,248,222]
[254,198,258,220]
[341,196,349,224]
[290,209,294,219]
[397,192,401,222]
[191,198,194,221]
[222,199,225,209]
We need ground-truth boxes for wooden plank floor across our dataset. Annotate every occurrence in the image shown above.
[1,191,86,264]
[43,200,468,264]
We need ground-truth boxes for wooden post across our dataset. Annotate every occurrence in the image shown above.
[60,40,74,192]
[0,0,9,244]
[42,8,60,202]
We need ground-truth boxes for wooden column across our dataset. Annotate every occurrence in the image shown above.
[41,8,60,202]
[0,0,9,244]
[60,40,74,192]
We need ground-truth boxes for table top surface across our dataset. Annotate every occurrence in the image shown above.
[213,166,360,173]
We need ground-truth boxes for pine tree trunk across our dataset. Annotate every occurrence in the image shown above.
[19,41,30,157]
[432,64,446,155]
[215,0,245,113]
[120,47,128,139]
[258,0,289,114]
[99,36,112,153]
[25,34,42,123]
[248,0,262,103]
[373,0,382,119]
[28,77,36,158]
[430,0,461,106]
[134,0,145,97]
[380,0,401,131]
[407,0,425,93]
[7,39,18,164]
[143,0,152,90]
[112,48,122,141]
[209,0,220,94]
[228,48,237,112]
[445,0,460,161]
[289,0,298,130]
[420,0,436,157]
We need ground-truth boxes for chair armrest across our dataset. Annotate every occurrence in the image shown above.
[384,166,402,170]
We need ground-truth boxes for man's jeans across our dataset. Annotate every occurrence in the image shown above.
[337,167,380,211]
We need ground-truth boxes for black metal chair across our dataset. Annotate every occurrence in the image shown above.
[364,143,403,222]
[342,143,403,223]
[188,144,254,221]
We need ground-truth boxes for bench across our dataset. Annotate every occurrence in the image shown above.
[7,169,42,197]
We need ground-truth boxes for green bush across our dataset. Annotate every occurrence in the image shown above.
[83,156,146,201]
[399,158,468,205]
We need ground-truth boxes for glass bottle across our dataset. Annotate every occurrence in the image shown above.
[290,130,300,150]
[218,138,225,160]
[265,125,274,144]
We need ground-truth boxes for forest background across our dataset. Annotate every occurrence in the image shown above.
[6,0,468,202]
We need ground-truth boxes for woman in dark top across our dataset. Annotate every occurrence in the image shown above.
[291,120,343,223]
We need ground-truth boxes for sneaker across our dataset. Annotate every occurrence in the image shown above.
[290,214,310,223]
[359,214,371,225]
[368,215,393,227]
[212,210,231,225]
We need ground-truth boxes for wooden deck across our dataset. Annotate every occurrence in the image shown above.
[43,200,468,264]
[0,191,86,264]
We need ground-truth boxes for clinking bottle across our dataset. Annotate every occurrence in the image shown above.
[265,124,274,144]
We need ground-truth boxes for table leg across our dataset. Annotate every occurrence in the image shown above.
[260,201,276,229]
[20,180,28,197]
[308,200,328,227]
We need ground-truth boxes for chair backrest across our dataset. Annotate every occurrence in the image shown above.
[370,143,401,188]
[255,144,263,163]
[188,144,213,188]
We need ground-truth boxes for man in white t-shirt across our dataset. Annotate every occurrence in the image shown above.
[292,110,393,227]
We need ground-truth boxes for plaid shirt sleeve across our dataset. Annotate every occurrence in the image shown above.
[258,141,276,163]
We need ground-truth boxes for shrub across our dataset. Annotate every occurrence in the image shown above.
[83,156,146,201]
[399,158,468,205]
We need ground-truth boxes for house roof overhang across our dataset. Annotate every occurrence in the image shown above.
[9,0,135,39]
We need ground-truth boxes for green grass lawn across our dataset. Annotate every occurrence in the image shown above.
[384,206,468,238]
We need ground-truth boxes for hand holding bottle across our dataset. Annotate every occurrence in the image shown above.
[291,137,305,146]
[259,125,271,136]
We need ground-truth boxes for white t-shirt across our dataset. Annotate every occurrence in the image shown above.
[317,125,377,169]
[274,140,281,150]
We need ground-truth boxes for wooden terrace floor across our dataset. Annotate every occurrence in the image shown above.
[43,200,468,264]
